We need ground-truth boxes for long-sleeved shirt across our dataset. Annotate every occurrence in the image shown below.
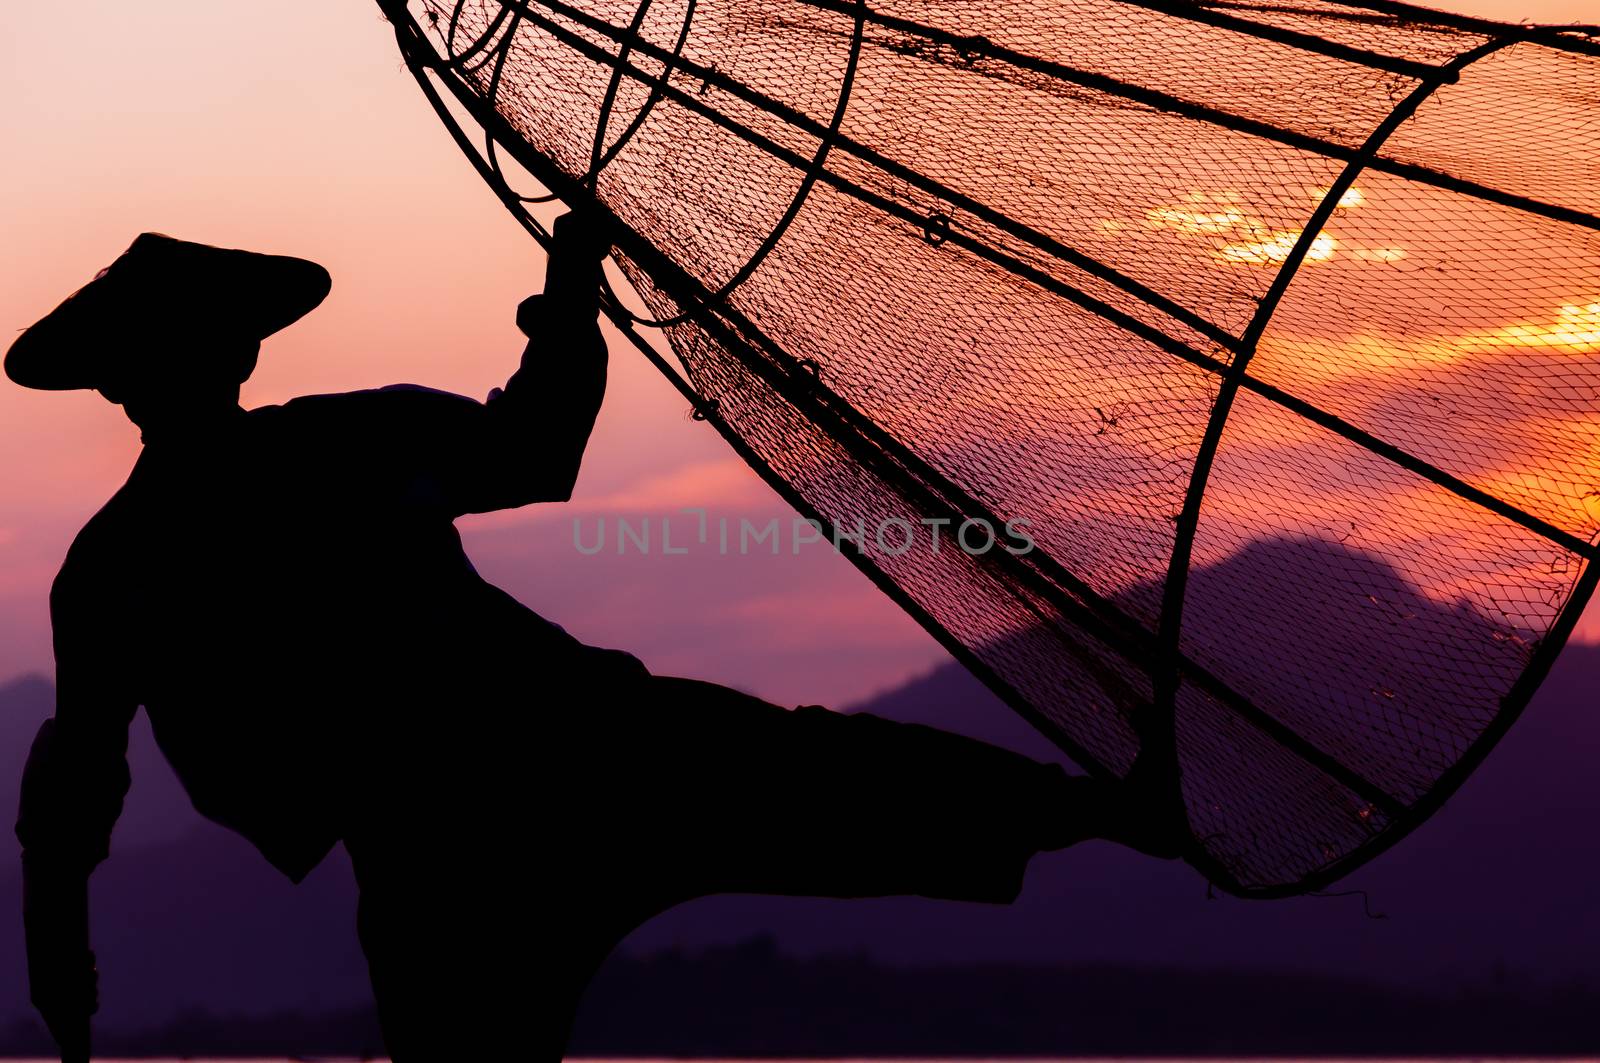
[16,297,608,881]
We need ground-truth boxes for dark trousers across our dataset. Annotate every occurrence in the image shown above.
[345,670,1073,1061]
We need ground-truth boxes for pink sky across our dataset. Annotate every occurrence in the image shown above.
[2,0,1595,708]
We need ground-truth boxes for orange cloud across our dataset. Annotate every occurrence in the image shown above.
[1140,185,1395,267]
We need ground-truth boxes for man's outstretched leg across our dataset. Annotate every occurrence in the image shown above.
[602,675,1184,909]
[344,662,1186,1063]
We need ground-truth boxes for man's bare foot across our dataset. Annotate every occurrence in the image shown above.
[1112,739,1189,859]
[1043,755,1188,860]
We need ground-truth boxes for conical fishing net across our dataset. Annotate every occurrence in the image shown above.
[381,0,1599,895]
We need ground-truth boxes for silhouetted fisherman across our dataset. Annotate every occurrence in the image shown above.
[9,217,1180,1063]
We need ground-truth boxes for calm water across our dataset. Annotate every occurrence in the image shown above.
[19,1058,1598,1062]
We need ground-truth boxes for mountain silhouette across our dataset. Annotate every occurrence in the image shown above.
[0,534,1595,1032]
[1174,534,1538,811]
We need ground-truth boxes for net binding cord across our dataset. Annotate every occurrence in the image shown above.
[379,0,1600,897]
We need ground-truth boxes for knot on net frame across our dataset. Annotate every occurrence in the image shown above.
[380,0,1600,896]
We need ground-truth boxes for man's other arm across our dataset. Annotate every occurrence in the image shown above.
[16,575,137,1063]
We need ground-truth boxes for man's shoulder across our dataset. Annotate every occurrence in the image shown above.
[52,500,131,606]
[262,384,480,420]
[248,386,485,450]
[63,479,138,552]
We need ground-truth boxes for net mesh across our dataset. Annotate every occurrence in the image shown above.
[382,0,1600,895]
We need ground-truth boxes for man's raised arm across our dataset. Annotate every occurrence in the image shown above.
[488,207,615,505]
[378,207,616,517]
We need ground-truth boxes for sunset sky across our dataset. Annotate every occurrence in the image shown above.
[2,0,1595,710]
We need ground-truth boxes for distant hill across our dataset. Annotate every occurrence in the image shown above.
[0,533,1596,1036]
[628,638,1600,984]
[630,536,1600,981]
